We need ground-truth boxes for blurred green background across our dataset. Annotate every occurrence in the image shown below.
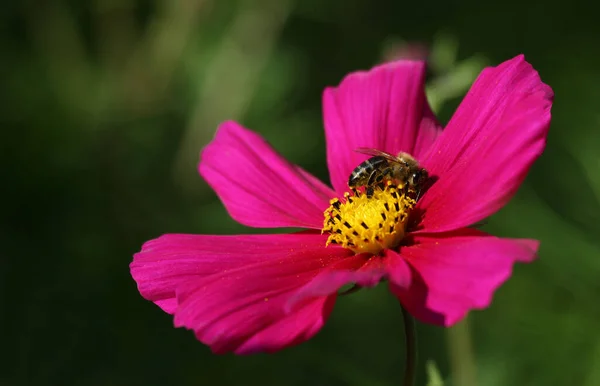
[2,1,600,385]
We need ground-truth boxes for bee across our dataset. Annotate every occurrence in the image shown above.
[348,148,429,198]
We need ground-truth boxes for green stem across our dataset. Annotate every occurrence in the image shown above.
[446,317,477,386]
[401,306,417,386]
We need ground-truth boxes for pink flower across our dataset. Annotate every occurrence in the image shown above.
[130,55,553,354]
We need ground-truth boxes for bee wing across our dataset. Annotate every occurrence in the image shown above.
[354,147,398,161]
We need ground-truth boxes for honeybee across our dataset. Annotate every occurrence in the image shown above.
[348,148,429,198]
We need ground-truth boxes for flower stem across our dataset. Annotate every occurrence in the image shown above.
[446,317,477,386]
[401,305,417,386]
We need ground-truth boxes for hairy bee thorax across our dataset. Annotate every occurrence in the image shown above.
[322,181,416,255]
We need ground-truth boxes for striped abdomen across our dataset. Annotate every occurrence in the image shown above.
[348,156,392,188]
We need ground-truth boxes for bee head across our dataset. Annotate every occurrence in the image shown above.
[409,168,429,188]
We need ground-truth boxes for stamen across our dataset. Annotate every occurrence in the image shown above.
[322,182,416,255]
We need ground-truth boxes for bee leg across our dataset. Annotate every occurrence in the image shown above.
[367,170,378,186]
[381,167,394,183]
[366,186,375,198]
[415,188,422,201]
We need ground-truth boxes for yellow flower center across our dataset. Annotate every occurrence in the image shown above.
[322,182,416,255]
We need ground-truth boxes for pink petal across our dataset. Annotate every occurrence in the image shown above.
[130,232,353,354]
[287,248,416,310]
[322,60,442,193]
[199,121,336,229]
[383,248,413,288]
[418,55,553,233]
[287,254,387,310]
[229,296,336,355]
[390,229,539,326]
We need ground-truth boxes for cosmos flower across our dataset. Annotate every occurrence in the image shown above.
[130,55,553,354]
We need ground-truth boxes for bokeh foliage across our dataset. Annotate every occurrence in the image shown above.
[2,1,600,385]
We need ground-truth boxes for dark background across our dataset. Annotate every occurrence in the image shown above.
[2,1,600,385]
